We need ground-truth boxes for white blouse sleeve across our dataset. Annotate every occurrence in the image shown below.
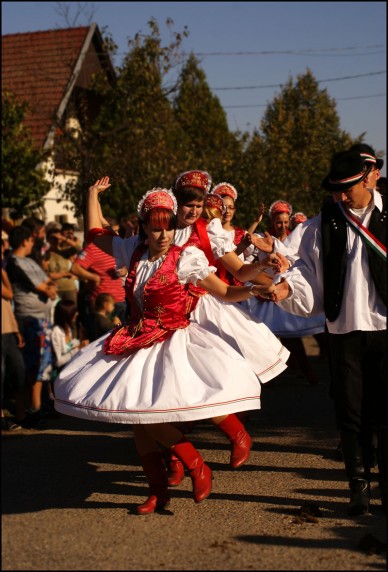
[176,246,217,285]
[274,215,325,316]
[206,218,237,259]
[112,235,142,269]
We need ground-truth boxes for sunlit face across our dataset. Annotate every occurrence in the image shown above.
[177,200,204,228]
[342,179,371,209]
[221,196,236,224]
[142,224,174,254]
[272,213,290,240]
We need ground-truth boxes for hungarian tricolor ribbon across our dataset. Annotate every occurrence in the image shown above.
[338,201,386,261]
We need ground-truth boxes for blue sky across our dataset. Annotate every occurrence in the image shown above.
[2,1,386,175]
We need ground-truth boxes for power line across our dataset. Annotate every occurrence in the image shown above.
[187,44,385,56]
[223,93,386,109]
[212,71,386,91]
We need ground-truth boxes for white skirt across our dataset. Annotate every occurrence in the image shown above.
[241,297,326,338]
[191,295,290,382]
[54,322,263,425]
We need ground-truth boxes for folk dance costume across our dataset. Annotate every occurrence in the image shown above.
[241,216,326,338]
[56,184,287,513]
[54,242,265,424]
[112,216,290,384]
[273,153,387,515]
[212,181,247,286]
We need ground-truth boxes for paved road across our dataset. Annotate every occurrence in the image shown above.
[2,337,387,570]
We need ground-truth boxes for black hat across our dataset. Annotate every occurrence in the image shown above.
[322,151,372,192]
[348,143,384,170]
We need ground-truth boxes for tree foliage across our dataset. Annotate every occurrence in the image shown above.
[55,18,190,223]
[243,69,357,220]
[5,19,369,230]
[173,53,242,181]
[1,91,50,216]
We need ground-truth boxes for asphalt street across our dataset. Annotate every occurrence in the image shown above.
[2,337,387,571]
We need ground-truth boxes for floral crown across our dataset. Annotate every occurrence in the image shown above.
[212,182,238,201]
[174,170,212,192]
[291,212,307,225]
[205,193,226,214]
[137,188,178,221]
[268,200,292,219]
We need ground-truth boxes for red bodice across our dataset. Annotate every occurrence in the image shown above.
[185,218,228,285]
[104,245,191,355]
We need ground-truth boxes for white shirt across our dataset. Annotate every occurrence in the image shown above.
[274,190,386,334]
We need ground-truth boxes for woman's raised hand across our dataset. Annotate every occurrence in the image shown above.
[89,176,111,195]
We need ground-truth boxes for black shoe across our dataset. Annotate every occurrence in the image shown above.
[348,478,370,516]
[1,417,22,431]
[20,410,48,429]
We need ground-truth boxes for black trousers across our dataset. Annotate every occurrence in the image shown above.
[328,330,387,435]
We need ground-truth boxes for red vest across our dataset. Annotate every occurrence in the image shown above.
[186,218,228,285]
[104,245,190,354]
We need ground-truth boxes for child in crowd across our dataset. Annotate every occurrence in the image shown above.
[91,293,122,342]
[51,300,89,400]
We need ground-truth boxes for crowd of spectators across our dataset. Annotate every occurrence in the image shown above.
[1,215,136,431]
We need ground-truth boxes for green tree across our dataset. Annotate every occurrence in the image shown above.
[173,53,242,181]
[56,18,190,223]
[233,131,266,229]
[1,91,50,217]
[244,69,358,219]
[54,20,247,226]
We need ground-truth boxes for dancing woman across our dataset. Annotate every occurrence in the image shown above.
[55,179,278,514]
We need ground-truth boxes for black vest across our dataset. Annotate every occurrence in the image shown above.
[321,196,387,322]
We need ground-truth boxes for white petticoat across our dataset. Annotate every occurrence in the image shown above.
[241,297,325,338]
[54,322,263,425]
[191,295,289,381]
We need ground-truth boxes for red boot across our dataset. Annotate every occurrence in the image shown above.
[217,414,252,469]
[136,451,171,515]
[165,449,185,486]
[172,438,212,503]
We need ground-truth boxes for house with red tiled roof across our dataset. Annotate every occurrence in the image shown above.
[1,24,115,226]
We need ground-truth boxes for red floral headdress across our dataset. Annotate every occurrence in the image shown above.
[291,212,307,225]
[174,170,212,192]
[137,188,178,221]
[205,193,226,214]
[212,182,238,201]
[268,200,293,219]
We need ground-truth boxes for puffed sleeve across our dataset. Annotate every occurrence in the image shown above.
[177,246,217,285]
[206,218,237,259]
[112,235,141,269]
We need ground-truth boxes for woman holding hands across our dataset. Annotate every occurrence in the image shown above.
[55,177,281,514]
